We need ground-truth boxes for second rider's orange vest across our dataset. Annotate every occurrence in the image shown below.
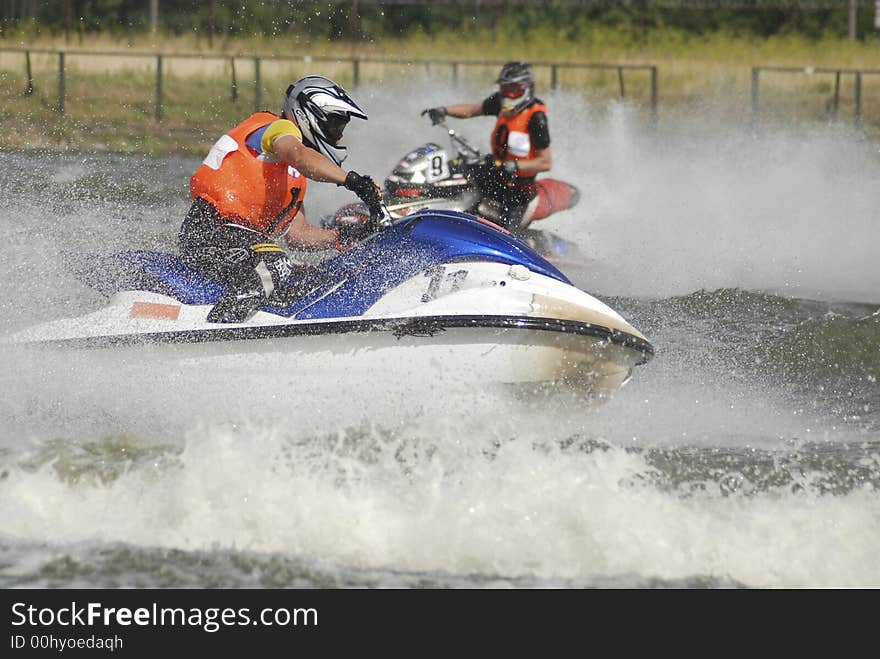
[490,101,548,180]
[190,112,308,237]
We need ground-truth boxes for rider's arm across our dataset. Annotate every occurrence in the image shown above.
[262,119,380,249]
[267,124,380,206]
[281,207,339,251]
[515,146,552,175]
[271,133,349,185]
[515,110,552,174]
[260,119,349,184]
[443,102,485,119]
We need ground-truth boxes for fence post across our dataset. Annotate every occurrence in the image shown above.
[353,59,359,87]
[650,65,658,128]
[833,70,841,120]
[230,57,238,102]
[24,50,34,96]
[751,67,760,123]
[551,64,558,91]
[854,70,862,129]
[57,51,65,114]
[452,61,458,88]
[254,57,261,112]
[155,54,163,121]
[617,66,625,99]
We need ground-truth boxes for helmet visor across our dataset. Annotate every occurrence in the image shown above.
[323,112,350,143]
[500,81,529,99]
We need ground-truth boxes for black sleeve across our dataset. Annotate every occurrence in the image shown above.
[528,111,551,150]
[481,92,501,117]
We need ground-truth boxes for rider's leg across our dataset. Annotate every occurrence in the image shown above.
[178,198,227,276]
[178,200,295,323]
[497,186,537,230]
[472,165,524,227]
[207,241,296,324]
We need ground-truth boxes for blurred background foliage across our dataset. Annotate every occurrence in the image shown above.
[2,1,879,45]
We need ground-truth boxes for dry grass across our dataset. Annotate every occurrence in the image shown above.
[1,30,879,153]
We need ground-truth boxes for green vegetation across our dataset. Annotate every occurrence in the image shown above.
[4,1,880,45]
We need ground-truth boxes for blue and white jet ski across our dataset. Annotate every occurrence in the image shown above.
[10,209,653,396]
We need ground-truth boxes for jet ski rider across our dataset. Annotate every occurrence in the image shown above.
[421,61,552,230]
[180,75,383,323]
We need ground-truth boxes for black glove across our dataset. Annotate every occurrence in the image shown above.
[341,170,382,216]
[421,106,447,125]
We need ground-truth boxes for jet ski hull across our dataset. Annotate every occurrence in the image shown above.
[8,211,654,397]
[17,300,648,398]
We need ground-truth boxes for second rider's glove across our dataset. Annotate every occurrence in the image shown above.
[421,106,447,125]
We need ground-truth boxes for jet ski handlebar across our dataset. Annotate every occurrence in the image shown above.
[446,127,482,162]
[372,202,393,230]
[424,115,483,163]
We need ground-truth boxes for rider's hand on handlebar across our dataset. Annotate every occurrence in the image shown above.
[500,160,518,181]
[341,170,390,230]
[421,106,447,125]
[342,170,382,210]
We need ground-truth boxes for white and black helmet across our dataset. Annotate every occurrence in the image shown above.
[282,76,367,166]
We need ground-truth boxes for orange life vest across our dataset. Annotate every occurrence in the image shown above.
[190,112,308,237]
[490,101,548,180]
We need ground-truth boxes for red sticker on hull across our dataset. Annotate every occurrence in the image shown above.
[130,302,181,320]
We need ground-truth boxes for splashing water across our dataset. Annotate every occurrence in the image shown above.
[0,80,878,588]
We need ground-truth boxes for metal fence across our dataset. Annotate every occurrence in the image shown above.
[9,47,879,132]
[751,65,880,128]
[2,47,659,125]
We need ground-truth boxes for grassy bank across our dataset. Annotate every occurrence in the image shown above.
[1,28,878,154]
[7,23,880,68]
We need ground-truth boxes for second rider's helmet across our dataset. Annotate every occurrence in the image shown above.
[496,61,535,115]
[282,76,368,166]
